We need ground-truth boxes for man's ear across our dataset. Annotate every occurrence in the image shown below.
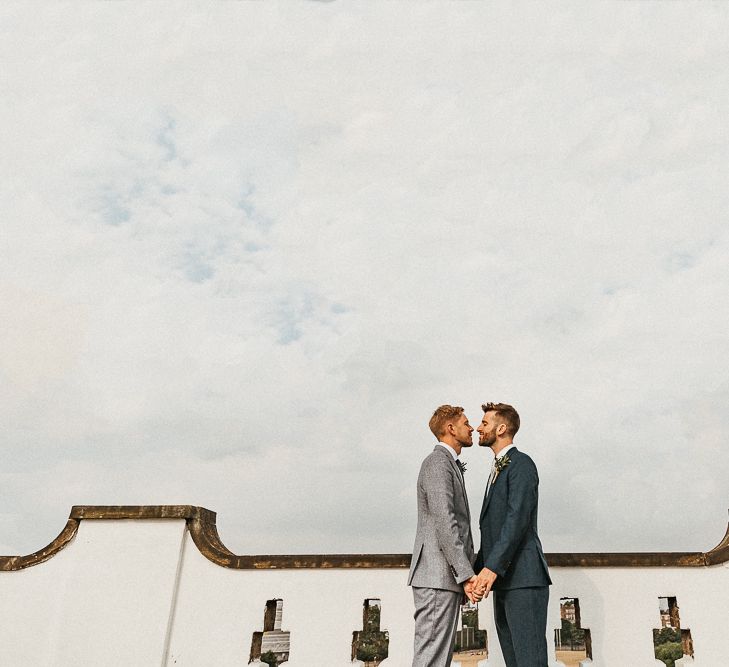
[496,422,506,436]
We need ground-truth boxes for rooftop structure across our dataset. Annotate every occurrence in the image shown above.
[1,505,727,666]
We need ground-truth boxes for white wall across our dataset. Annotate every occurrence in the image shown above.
[1,516,727,666]
[0,519,185,667]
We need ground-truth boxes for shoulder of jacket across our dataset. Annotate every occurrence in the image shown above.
[422,447,444,465]
[510,449,538,470]
[423,448,456,472]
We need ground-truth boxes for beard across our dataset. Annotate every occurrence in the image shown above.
[479,432,497,447]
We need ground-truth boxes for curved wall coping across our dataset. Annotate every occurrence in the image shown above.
[1,505,727,572]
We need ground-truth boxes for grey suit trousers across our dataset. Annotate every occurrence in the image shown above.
[493,586,549,667]
[412,586,462,667]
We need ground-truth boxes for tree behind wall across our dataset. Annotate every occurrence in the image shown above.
[653,627,683,667]
[260,650,278,667]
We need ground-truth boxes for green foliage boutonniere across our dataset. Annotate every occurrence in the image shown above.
[493,454,511,478]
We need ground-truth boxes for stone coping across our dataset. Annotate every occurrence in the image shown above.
[1,505,727,571]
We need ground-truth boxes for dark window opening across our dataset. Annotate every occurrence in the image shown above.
[351,598,389,666]
[654,596,694,667]
[453,601,488,660]
[249,599,290,667]
[554,597,592,665]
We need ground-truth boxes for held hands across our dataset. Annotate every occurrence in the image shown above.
[463,576,482,604]
[474,567,498,599]
[463,568,499,604]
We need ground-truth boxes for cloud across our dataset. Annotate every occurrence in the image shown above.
[1,2,728,557]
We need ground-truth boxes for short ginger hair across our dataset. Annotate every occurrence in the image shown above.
[429,405,464,439]
[481,402,520,437]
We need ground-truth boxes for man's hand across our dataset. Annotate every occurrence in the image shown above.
[474,567,498,599]
[463,575,483,604]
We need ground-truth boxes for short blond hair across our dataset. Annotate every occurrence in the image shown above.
[429,405,464,439]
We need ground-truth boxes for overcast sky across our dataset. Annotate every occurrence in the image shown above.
[1,3,728,558]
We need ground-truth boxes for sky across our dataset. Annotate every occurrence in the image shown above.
[1,3,728,558]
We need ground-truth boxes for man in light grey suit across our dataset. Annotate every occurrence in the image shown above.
[408,405,480,667]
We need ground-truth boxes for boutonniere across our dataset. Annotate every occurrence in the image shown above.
[493,454,511,479]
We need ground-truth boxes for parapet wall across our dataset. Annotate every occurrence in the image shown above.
[1,506,727,666]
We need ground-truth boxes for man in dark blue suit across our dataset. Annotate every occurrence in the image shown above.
[473,402,551,667]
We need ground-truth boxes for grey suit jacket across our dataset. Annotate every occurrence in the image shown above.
[474,447,551,591]
[408,445,476,593]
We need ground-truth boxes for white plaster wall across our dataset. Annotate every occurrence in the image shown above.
[169,529,729,666]
[0,519,186,667]
[2,519,728,666]
[166,534,414,666]
[545,564,729,667]
[0,535,77,666]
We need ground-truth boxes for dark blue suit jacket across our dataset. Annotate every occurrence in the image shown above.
[474,447,551,591]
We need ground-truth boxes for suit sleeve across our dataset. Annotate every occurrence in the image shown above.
[482,457,538,577]
[473,549,483,573]
[422,459,475,584]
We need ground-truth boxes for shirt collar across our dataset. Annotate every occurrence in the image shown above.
[437,441,459,461]
[495,443,516,460]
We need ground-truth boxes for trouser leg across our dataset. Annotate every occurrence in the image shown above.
[412,586,463,667]
[499,586,550,667]
[493,591,518,667]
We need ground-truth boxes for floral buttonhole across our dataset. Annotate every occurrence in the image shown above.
[493,454,511,481]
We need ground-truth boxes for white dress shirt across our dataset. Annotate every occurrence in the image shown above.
[437,441,459,460]
[495,443,515,462]
[486,443,516,495]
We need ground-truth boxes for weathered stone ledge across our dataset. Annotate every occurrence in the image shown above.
[1,505,727,571]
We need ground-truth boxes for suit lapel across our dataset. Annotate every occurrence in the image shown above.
[435,446,471,525]
[453,456,468,497]
[479,482,493,522]
[456,459,471,525]
[480,447,519,521]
